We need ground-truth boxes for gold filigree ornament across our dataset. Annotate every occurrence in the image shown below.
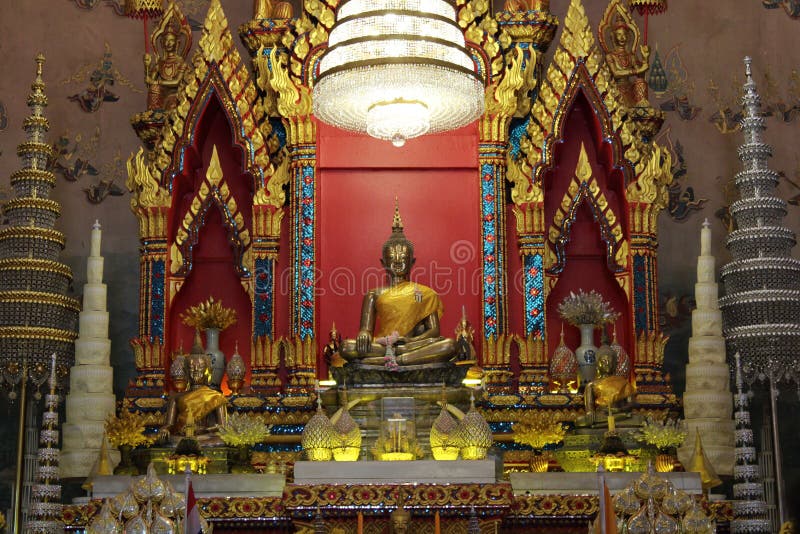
[218,412,271,447]
[430,386,461,460]
[330,388,361,461]
[105,411,155,449]
[180,296,237,331]
[301,398,335,461]
[453,392,493,460]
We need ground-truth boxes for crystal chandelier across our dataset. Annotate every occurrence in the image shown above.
[312,0,485,147]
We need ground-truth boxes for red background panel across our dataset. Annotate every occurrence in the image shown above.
[316,123,482,372]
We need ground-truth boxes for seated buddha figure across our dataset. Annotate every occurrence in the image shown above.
[340,205,456,367]
[158,333,228,444]
[577,349,636,427]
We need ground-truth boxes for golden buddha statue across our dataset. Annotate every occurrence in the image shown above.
[577,347,636,427]
[340,203,456,367]
[144,20,190,112]
[602,16,650,107]
[158,332,228,445]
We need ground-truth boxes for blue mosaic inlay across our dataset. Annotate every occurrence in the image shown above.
[633,254,647,332]
[150,260,165,340]
[254,258,273,338]
[523,253,544,338]
[297,164,315,339]
[481,163,499,338]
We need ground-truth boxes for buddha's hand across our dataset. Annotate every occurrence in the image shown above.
[356,330,372,355]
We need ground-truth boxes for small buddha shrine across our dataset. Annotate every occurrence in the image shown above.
[3,0,800,532]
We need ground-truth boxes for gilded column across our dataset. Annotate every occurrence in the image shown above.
[125,148,171,390]
[240,4,295,394]
[269,47,318,391]
[493,4,558,397]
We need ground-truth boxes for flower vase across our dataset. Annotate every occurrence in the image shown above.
[205,328,225,388]
[574,323,598,383]
[114,444,139,475]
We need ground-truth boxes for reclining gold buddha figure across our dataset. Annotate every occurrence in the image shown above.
[159,332,228,445]
[340,204,456,367]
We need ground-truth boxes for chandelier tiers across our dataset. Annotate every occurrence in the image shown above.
[312,0,486,147]
[718,57,800,385]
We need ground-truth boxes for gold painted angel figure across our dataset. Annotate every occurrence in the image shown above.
[599,1,650,107]
[144,4,191,111]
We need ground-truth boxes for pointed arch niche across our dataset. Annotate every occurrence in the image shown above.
[540,88,632,363]
[166,90,255,387]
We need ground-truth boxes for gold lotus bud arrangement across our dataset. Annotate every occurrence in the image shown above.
[512,418,567,450]
[105,411,155,448]
[557,289,620,327]
[181,296,238,331]
[217,413,271,447]
[633,418,688,451]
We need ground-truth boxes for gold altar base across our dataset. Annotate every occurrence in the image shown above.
[134,447,229,474]
[330,361,469,387]
[63,488,735,533]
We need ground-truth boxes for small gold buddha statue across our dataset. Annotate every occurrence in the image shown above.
[158,332,228,445]
[340,202,456,366]
[576,348,636,427]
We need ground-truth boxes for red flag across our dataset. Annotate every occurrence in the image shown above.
[186,480,202,534]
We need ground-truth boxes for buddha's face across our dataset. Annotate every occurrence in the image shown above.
[597,353,616,377]
[382,243,414,278]
[188,355,211,386]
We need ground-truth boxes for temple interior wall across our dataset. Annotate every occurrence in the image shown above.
[1,0,799,500]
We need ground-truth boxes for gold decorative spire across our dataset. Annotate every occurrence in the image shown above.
[392,197,403,231]
[687,430,721,492]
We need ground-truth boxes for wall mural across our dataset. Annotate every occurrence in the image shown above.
[63,43,140,112]
[0,101,7,131]
[85,150,126,204]
[762,0,800,18]
[46,127,124,205]
[655,128,708,221]
[653,45,702,121]
[707,77,742,134]
[68,0,125,15]
[50,128,101,182]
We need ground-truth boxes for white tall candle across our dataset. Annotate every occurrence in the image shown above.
[700,218,711,256]
[90,220,102,257]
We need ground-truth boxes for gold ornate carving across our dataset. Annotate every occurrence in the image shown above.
[635,330,668,365]
[126,147,170,210]
[144,1,192,112]
[152,0,281,205]
[546,143,626,272]
[510,0,650,203]
[455,0,503,81]
[626,143,673,233]
[284,335,317,369]
[171,145,252,276]
[514,333,546,366]
[268,48,315,144]
[252,335,286,368]
[482,334,515,367]
[131,337,164,370]
[598,0,650,108]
